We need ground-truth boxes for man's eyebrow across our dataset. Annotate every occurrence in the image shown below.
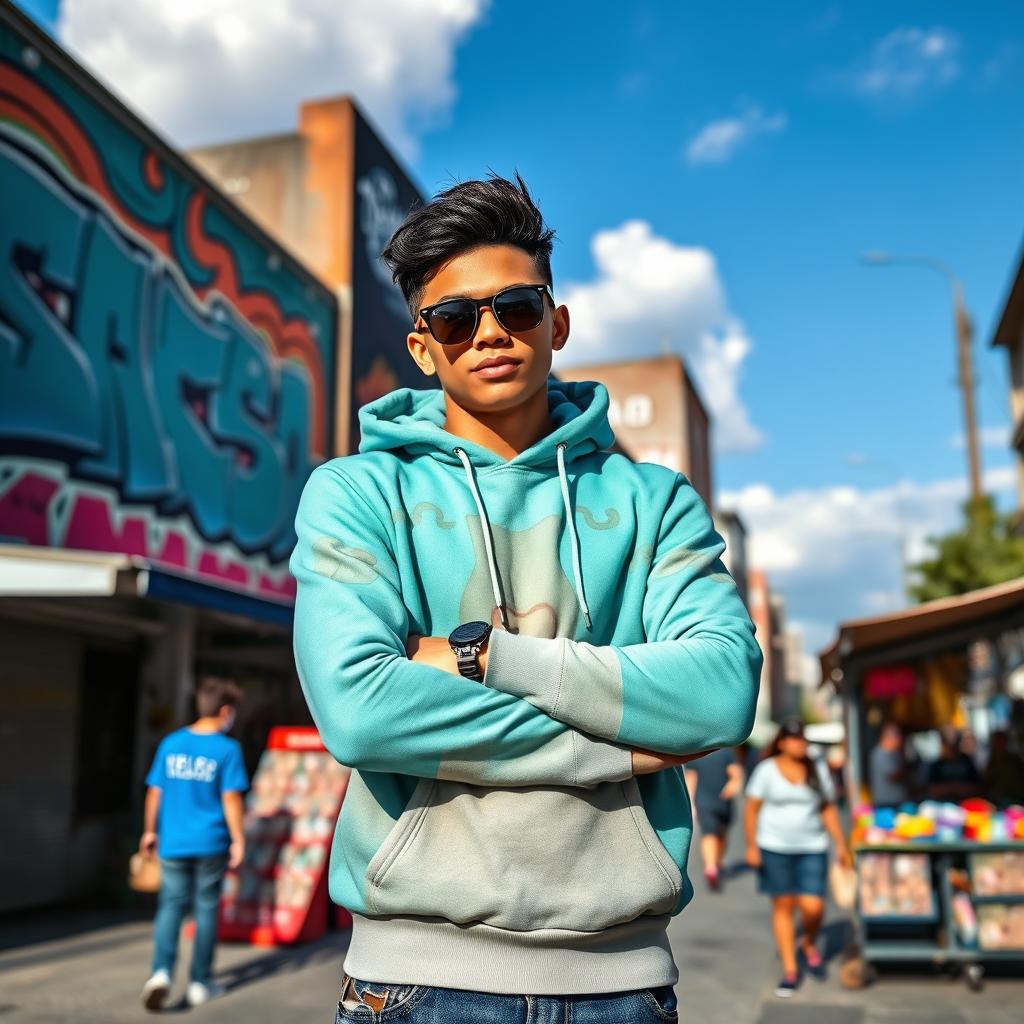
[427,282,543,305]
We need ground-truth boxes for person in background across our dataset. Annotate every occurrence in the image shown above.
[745,718,852,999]
[139,677,249,1012]
[984,730,1024,808]
[869,722,915,809]
[926,727,982,802]
[686,747,744,891]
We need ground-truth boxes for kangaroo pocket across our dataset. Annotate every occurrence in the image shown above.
[363,777,682,932]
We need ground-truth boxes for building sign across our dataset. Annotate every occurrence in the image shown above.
[0,9,339,602]
[349,108,433,449]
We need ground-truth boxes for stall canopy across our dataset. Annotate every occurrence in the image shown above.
[820,577,1024,690]
[0,544,293,627]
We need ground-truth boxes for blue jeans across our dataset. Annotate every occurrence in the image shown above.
[152,855,227,984]
[757,849,828,898]
[336,976,678,1023]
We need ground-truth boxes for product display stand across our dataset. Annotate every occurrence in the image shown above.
[219,726,350,946]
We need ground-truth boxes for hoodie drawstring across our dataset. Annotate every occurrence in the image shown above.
[453,445,592,634]
[453,448,510,630]
[557,442,593,631]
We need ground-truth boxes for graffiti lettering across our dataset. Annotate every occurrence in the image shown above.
[0,130,312,562]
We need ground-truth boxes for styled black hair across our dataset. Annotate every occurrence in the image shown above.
[381,172,555,319]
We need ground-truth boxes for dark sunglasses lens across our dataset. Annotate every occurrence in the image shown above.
[494,288,545,332]
[428,300,476,345]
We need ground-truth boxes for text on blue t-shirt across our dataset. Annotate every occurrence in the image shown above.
[146,728,249,859]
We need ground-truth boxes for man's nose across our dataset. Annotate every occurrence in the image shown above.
[472,305,510,346]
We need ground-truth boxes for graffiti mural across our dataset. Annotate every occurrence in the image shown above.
[0,16,338,601]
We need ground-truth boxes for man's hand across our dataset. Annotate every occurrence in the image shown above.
[139,832,158,857]
[228,839,246,870]
[746,845,762,869]
[407,634,493,676]
[835,845,853,870]
[632,748,716,776]
[406,635,457,673]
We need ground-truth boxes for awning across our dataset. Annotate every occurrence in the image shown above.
[0,544,293,627]
[819,576,1024,687]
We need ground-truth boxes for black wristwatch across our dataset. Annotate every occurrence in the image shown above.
[448,620,493,681]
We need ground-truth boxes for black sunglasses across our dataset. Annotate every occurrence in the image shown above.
[417,284,553,346]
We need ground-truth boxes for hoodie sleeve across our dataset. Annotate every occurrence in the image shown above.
[482,475,762,756]
[290,463,632,788]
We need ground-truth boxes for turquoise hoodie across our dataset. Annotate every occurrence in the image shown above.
[290,379,761,995]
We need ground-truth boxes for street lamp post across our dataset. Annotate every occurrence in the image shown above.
[860,252,984,504]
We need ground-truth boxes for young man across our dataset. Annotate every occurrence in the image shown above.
[291,174,761,1020]
[139,677,248,1012]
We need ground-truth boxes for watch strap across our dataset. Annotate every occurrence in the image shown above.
[455,647,484,681]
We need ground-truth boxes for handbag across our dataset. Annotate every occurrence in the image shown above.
[129,852,161,893]
[830,860,857,910]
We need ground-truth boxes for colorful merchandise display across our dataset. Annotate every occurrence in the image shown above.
[219,726,350,945]
[852,800,1024,847]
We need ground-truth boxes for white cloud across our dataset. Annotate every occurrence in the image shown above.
[59,0,486,156]
[555,220,763,454]
[721,465,1017,659]
[685,105,787,165]
[951,425,1011,450]
[841,26,960,99]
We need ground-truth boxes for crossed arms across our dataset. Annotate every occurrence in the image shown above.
[290,464,761,788]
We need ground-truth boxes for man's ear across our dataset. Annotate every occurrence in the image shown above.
[407,331,437,377]
[551,304,570,353]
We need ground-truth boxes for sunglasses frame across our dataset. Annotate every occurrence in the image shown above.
[416,284,553,346]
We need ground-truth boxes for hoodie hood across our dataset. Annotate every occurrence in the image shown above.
[358,379,615,470]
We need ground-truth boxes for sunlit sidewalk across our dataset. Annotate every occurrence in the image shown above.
[1,848,1022,1024]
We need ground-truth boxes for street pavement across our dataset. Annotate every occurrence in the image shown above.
[1,842,1021,1023]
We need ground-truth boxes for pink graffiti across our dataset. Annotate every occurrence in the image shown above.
[0,470,293,601]
[0,472,60,545]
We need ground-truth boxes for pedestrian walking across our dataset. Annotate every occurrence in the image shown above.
[744,718,851,998]
[686,746,744,890]
[139,677,248,1012]
[291,174,762,1021]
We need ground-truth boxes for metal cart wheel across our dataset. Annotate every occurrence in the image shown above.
[839,955,876,989]
[964,963,984,992]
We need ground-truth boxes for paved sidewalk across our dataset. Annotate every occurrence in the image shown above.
[1,853,1022,1022]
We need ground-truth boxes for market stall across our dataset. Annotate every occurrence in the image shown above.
[820,578,1024,989]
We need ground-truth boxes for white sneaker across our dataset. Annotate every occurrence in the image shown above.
[186,980,227,1006]
[141,970,171,1012]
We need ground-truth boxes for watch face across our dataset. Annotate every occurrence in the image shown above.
[449,620,492,647]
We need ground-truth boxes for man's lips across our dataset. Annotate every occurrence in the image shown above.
[472,356,522,379]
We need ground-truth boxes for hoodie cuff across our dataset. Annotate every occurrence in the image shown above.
[484,630,632,787]
[484,629,564,712]
[571,730,634,787]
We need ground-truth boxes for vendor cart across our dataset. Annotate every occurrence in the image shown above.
[820,578,1024,990]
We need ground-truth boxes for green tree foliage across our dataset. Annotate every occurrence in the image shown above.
[910,495,1024,603]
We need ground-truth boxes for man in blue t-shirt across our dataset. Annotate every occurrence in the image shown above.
[139,677,249,1012]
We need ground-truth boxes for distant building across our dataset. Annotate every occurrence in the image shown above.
[190,96,431,453]
[748,569,801,728]
[991,244,1024,522]
[713,509,749,609]
[557,354,713,509]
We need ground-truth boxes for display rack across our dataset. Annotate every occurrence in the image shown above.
[846,840,1024,988]
[219,726,350,946]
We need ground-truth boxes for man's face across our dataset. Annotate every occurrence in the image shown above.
[406,244,570,415]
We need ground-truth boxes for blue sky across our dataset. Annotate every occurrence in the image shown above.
[20,0,1024,663]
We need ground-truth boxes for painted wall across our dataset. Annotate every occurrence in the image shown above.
[0,9,339,601]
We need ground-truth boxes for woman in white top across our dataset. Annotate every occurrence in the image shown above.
[745,718,851,998]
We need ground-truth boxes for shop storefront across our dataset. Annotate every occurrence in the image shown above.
[820,579,1024,987]
[0,6,339,910]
